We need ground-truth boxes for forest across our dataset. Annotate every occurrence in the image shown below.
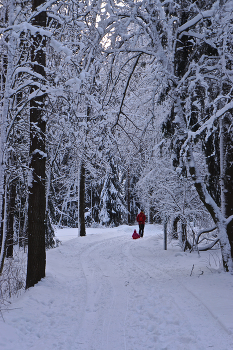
[0,0,233,299]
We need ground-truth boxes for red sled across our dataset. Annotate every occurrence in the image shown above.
[132,230,140,239]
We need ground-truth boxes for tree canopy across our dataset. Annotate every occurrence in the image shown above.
[0,0,233,289]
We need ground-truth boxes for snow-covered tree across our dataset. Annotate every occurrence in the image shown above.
[99,155,126,226]
[98,0,233,269]
[163,0,233,270]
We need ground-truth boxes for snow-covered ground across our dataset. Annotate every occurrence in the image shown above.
[1,224,233,350]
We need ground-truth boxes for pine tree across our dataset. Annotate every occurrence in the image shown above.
[100,157,126,226]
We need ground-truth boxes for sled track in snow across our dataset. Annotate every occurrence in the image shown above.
[70,233,233,350]
[1,229,233,350]
[73,236,130,350]
[125,234,233,348]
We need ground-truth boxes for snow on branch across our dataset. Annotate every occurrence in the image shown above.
[226,215,233,226]
[181,31,216,49]
[185,101,233,141]
[50,38,72,58]
[32,149,47,159]
[177,10,214,34]
[105,48,157,57]
[196,225,217,244]
[199,101,233,135]
[197,238,219,251]
[2,24,71,59]
[185,145,223,224]
[7,22,52,37]
[13,67,45,82]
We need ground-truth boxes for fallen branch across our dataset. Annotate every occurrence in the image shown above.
[198,238,220,251]
[196,225,217,245]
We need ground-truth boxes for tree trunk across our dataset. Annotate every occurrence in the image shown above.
[224,113,233,261]
[172,216,179,239]
[213,113,233,268]
[26,0,46,289]
[6,180,16,258]
[45,162,55,248]
[127,167,130,224]
[220,116,226,217]
[0,184,7,275]
[20,196,27,248]
[186,145,232,271]
[0,0,15,273]
[79,161,86,236]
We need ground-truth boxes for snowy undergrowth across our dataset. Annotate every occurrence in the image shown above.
[0,249,26,311]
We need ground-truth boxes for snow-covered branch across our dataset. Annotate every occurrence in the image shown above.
[196,225,217,245]
[197,238,220,251]
[226,215,233,226]
[177,9,215,34]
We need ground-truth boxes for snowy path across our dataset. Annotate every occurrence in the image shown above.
[1,225,233,350]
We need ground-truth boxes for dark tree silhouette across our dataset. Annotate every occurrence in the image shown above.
[79,162,86,237]
[26,0,46,289]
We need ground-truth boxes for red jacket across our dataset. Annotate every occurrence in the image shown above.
[137,212,146,225]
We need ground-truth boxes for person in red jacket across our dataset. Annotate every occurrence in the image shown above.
[136,210,146,237]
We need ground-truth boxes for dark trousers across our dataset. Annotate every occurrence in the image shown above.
[139,224,144,237]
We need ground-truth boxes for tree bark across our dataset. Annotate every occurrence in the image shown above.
[26,0,46,289]
[186,145,232,271]
[6,180,16,258]
[79,161,86,236]
[224,113,233,260]
[0,184,7,275]
[127,167,130,224]
[0,0,15,273]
